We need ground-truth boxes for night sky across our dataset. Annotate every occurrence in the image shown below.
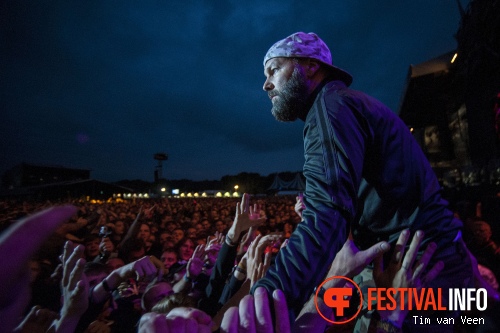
[1,1,464,182]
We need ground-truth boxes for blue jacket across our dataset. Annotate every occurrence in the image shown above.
[253,80,462,316]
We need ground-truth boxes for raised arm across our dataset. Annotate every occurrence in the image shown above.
[119,206,143,248]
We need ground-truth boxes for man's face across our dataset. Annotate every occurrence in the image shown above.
[85,239,100,258]
[263,57,309,122]
[161,251,177,269]
[187,227,197,238]
[215,220,225,233]
[107,258,125,272]
[179,240,195,261]
[138,224,151,241]
[202,220,211,230]
[173,229,184,242]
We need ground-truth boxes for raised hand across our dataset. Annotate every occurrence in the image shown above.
[245,235,273,288]
[187,244,205,279]
[48,241,89,333]
[294,194,306,219]
[227,194,266,245]
[205,233,224,268]
[373,230,444,328]
[373,230,443,291]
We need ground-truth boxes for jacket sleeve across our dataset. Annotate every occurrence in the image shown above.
[252,86,369,317]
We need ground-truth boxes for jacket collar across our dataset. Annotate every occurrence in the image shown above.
[298,79,346,121]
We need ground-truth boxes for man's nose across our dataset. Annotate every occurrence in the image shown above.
[263,78,273,91]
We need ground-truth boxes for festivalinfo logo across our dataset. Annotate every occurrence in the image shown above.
[314,276,488,326]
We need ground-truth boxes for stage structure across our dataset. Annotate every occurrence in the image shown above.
[399,0,500,193]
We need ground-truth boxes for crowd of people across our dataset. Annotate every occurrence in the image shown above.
[0,193,498,332]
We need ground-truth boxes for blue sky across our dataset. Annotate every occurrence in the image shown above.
[1,0,465,182]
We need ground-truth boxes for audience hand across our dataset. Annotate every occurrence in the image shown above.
[126,256,163,281]
[238,226,256,256]
[138,308,213,333]
[187,244,205,279]
[227,194,266,245]
[221,287,290,333]
[204,232,224,267]
[14,306,59,333]
[373,230,444,328]
[48,241,89,333]
[245,235,273,288]
[99,237,115,256]
[294,195,305,219]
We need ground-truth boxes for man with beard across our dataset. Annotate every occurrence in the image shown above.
[252,32,474,332]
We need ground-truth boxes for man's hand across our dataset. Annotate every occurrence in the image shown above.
[327,238,390,280]
[221,287,290,333]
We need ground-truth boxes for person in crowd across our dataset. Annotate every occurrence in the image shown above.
[118,237,147,264]
[161,248,179,273]
[83,234,101,262]
[464,218,500,281]
[214,219,226,234]
[172,228,185,244]
[106,257,125,273]
[141,279,174,312]
[158,230,172,249]
[254,31,474,331]
[77,251,164,333]
[198,194,266,319]
[164,237,197,286]
[111,219,127,245]
[185,226,198,239]
[201,219,212,233]
[137,222,151,243]
[175,237,196,265]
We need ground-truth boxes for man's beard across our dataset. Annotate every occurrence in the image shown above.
[270,67,309,122]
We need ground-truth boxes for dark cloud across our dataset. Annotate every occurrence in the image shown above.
[1,0,462,181]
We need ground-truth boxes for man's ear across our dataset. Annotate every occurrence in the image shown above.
[304,59,322,78]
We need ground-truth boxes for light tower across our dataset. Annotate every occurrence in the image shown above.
[154,153,168,183]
